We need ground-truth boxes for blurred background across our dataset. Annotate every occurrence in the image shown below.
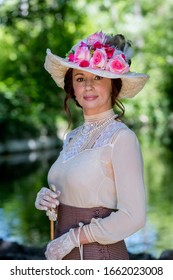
[0,0,173,259]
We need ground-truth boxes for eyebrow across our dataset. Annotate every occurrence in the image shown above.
[74,73,85,77]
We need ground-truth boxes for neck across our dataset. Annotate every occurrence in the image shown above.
[81,109,117,136]
[84,109,115,123]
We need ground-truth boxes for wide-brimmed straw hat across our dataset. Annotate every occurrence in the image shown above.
[44,31,149,99]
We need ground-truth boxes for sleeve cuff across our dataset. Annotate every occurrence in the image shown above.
[83,224,96,243]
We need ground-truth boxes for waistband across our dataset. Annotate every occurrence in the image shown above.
[55,203,117,237]
[54,204,128,260]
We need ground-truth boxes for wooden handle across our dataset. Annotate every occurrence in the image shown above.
[49,184,57,240]
[50,220,54,240]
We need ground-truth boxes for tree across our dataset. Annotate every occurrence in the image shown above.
[0,0,87,141]
[0,0,173,150]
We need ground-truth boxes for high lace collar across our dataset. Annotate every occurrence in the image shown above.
[84,109,115,124]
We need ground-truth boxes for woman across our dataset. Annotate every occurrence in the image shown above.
[35,31,149,260]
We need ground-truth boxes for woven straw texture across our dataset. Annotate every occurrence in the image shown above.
[44,49,149,99]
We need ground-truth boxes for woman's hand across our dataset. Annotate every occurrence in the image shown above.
[45,229,78,260]
[35,187,60,211]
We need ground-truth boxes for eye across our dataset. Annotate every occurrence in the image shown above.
[76,77,84,82]
[95,75,103,80]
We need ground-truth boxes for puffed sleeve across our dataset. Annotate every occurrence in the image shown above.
[84,128,146,244]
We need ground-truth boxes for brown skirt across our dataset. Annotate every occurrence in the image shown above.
[55,204,129,260]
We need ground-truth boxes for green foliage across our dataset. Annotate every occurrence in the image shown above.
[0,0,87,141]
[0,0,173,150]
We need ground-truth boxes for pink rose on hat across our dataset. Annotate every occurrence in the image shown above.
[68,53,75,62]
[90,48,107,69]
[87,31,107,45]
[74,46,91,63]
[107,54,130,74]
[79,60,90,67]
[104,45,115,59]
[93,41,103,49]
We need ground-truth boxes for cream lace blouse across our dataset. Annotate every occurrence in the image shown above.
[48,109,146,244]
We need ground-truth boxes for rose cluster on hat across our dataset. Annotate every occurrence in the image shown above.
[66,31,130,74]
[44,31,149,98]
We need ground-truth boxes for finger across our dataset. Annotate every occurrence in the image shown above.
[41,189,61,204]
[35,196,59,210]
[35,193,55,208]
[38,205,48,211]
[40,194,60,207]
[39,187,61,199]
[39,188,58,199]
[47,189,61,198]
[35,187,61,210]
[46,190,58,199]
[56,190,61,197]
[39,198,57,209]
[35,200,48,211]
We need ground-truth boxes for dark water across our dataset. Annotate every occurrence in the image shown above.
[0,133,173,259]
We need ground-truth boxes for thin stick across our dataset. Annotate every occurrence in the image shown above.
[50,219,54,240]
[49,184,57,241]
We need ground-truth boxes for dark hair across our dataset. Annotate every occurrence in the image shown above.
[64,68,125,128]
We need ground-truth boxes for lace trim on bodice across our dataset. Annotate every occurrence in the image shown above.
[62,120,126,162]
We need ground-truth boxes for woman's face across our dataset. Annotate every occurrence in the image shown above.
[72,69,112,115]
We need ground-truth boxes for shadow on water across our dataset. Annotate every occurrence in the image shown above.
[0,131,173,259]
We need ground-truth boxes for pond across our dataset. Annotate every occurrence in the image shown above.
[0,131,173,259]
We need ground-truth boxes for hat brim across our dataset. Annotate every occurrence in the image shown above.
[44,49,149,99]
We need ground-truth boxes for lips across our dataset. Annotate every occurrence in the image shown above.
[84,95,98,101]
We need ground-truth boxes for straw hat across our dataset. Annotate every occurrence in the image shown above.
[44,31,149,99]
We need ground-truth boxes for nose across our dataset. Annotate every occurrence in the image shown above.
[85,79,93,90]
